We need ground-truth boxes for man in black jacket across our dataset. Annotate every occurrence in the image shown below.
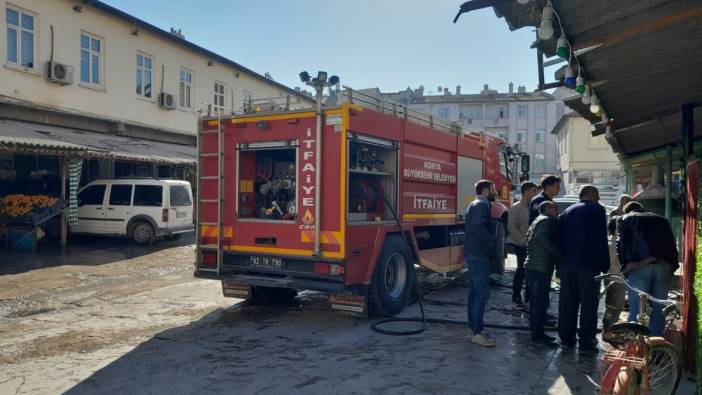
[557,185,609,351]
[525,201,560,346]
[528,175,561,224]
[464,179,497,347]
[617,201,678,336]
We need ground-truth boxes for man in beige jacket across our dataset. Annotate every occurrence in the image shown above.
[507,181,538,309]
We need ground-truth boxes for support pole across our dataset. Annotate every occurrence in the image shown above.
[314,86,323,256]
[60,157,68,248]
[682,103,695,160]
[665,145,673,221]
[624,158,633,195]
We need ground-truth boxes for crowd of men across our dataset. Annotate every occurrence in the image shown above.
[464,176,678,350]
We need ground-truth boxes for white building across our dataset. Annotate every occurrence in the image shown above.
[371,83,563,181]
[0,0,312,185]
[0,0,313,247]
[552,112,623,206]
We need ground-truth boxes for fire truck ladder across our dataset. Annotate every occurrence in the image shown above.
[196,111,225,275]
[342,86,504,142]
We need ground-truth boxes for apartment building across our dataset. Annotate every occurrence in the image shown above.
[371,83,563,182]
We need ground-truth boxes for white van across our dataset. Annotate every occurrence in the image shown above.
[73,178,194,245]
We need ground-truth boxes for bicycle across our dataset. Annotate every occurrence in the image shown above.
[596,273,682,395]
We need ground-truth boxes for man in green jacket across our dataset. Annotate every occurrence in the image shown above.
[525,201,560,347]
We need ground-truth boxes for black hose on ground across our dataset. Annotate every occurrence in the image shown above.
[369,187,538,336]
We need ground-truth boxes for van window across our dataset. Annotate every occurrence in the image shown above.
[133,185,162,207]
[170,185,191,206]
[109,185,133,206]
[78,184,106,206]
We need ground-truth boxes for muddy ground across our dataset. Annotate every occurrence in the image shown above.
[0,235,695,394]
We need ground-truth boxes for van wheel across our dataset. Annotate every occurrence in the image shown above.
[164,234,181,241]
[250,286,298,305]
[131,221,155,246]
[368,235,414,317]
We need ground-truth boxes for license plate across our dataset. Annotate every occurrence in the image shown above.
[176,211,187,218]
[249,256,283,269]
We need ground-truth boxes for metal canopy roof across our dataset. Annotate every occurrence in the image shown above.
[463,0,702,155]
[0,120,196,164]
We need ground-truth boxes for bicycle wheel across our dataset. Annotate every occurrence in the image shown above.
[647,342,682,395]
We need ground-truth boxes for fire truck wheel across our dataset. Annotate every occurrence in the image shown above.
[251,286,298,304]
[368,235,414,317]
[130,221,155,246]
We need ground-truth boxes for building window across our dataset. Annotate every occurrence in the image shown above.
[136,53,152,98]
[517,131,524,143]
[486,104,508,119]
[518,104,528,118]
[534,153,545,169]
[6,6,35,68]
[460,104,483,120]
[214,81,226,112]
[179,68,193,109]
[80,32,102,85]
[535,104,546,119]
[535,130,545,143]
[438,107,450,120]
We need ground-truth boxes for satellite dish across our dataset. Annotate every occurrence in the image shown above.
[437,86,442,92]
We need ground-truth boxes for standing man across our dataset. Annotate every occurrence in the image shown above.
[525,201,560,347]
[617,201,678,336]
[529,175,562,224]
[464,179,497,347]
[557,185,609,352]
[508,181,538,309]
[609,194,632,217]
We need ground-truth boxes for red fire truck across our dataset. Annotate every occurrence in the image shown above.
[195,89,517,317]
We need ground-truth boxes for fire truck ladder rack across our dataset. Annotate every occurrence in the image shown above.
[196,111,225,275]
[342,86,500,140]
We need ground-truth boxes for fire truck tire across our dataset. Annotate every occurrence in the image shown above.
[368,235,414,317]
[251,286,298,304]
[130,221,155,246]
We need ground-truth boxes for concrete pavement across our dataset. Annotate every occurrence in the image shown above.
[0,237,695,394]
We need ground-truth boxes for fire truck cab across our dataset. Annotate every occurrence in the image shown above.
[195,89,515,317]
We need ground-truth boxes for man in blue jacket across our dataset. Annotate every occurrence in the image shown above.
[557,185,609,352]
[464,179,497,347]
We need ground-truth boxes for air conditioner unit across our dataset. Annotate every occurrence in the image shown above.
[159,92,176,110]
[46,61,73,85]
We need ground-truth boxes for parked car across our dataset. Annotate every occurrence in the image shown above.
[73,178,194,245]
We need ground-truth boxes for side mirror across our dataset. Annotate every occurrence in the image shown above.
[521,155,530,174]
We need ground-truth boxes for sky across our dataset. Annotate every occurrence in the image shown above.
[103,0,540,95]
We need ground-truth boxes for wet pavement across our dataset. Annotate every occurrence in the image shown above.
[0,238,696,394]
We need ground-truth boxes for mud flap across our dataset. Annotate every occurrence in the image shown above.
[221,280,252,298]
[329,292,367,317]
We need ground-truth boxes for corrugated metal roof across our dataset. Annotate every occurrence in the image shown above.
[457,0,702,155]
[0,120,196,164]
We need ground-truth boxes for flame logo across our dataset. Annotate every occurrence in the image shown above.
[302,210,314,225]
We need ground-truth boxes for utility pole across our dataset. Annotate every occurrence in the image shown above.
[298,71,340,256]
